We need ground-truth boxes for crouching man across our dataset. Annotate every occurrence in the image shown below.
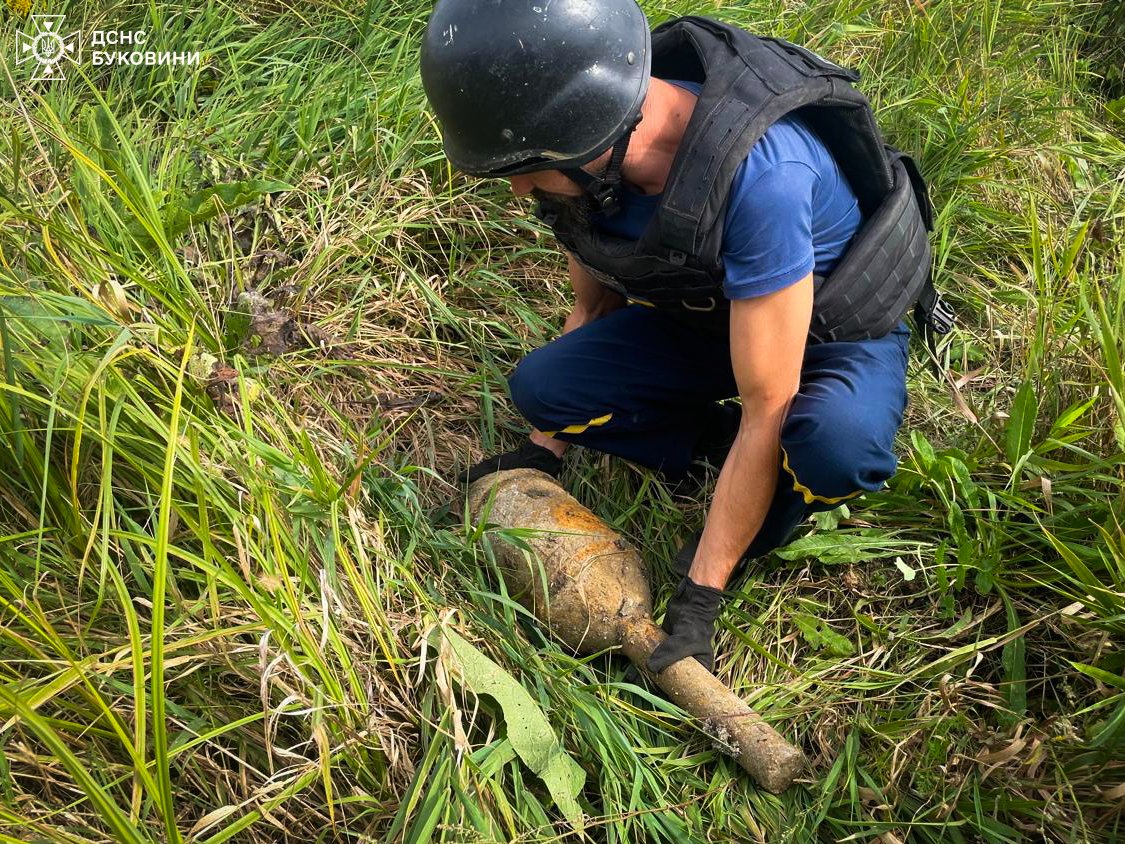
[420,0,949,672]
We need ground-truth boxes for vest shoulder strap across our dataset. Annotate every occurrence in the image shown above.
[651,17,893,256]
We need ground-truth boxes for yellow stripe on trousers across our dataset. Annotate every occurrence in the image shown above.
[540,413,613,438]
[780,445,865,506]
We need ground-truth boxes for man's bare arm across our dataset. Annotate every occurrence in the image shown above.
[561,252,626,333]
[688,274,813,588]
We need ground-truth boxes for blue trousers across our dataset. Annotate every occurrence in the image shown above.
[507,306,910,559]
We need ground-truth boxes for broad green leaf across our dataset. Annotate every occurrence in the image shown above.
[1004,380,1038,464]
[223,296,254,350]
[792,612,854,657]
[439,628,585,831]
[128,180,291,247]
[817,626,856,657]
[910,430,935,471]
[775,532,926,564]
[792,612,819,642]
[999,594,1027,724]
[893,558,916,582]
[1107,97,1125,127]
[0,296,69,352]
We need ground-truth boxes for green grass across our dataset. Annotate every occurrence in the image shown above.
[0,0,1123,841]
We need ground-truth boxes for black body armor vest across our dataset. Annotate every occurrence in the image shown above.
[534,17,953,344]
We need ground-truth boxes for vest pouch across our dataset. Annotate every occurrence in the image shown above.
[809,154,932,343]
[575,253,726,310]
[620,265,726,309]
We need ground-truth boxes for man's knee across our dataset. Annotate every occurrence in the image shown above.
[507,349,557,428]
[780,402,900,506]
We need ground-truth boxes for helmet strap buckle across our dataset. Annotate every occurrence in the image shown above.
[560,167,620,216]
[560,116,641,217]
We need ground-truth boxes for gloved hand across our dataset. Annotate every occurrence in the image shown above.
[646,576,725,674]
[457,439,563,485]
[672,531,701,577]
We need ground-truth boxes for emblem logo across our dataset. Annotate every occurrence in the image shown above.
[16,15,80,81]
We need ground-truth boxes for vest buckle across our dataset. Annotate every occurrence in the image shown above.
[682,297,717,312]
[926,292,956,334]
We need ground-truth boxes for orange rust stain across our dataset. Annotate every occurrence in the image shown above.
[549,500,615,535]
[571,539,625,561]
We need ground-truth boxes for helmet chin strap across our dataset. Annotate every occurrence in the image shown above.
[559,117,641,217]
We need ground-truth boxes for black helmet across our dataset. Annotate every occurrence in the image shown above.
[419,0,652,178]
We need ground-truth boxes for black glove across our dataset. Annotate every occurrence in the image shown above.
[673,531,751,580]
[457,440,563,485]
[672,531,701,578]
[646,576,725,674]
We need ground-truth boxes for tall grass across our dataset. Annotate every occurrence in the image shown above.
[0,0,1122,841]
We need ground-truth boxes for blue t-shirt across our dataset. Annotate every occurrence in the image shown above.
[592,80,863,301]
